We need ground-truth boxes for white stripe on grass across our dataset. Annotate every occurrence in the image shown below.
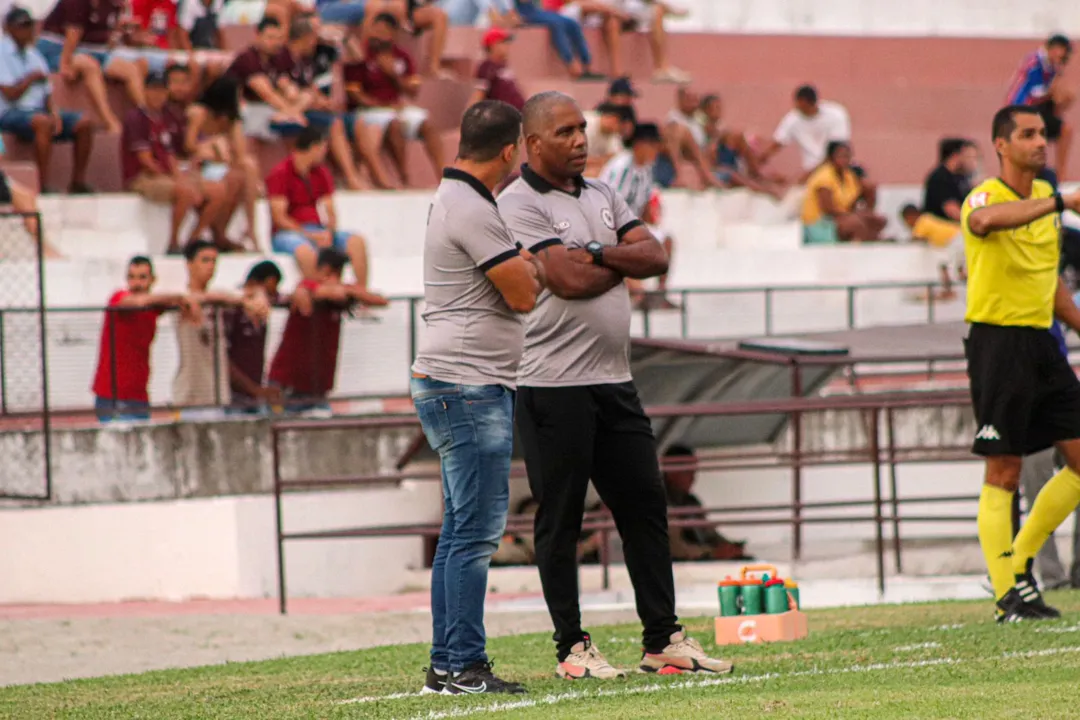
[336,645,1080,718]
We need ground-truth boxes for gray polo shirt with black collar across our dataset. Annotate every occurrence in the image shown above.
[412,168,526,388]
[497,165,642,388]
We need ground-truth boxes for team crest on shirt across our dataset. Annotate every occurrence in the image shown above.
[553,220,571,232]
[600,207,615,229]
[969,192,989,209]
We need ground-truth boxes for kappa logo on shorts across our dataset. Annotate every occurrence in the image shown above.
[975,425,1001,441]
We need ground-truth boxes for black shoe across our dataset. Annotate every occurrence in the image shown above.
[420,666,448,695]
[445,660,526,695]
[1014,559,1061,618]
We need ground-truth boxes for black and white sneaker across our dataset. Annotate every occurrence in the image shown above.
[997,560,1061,622]
[420,666,448,695]
[445,660,527,695]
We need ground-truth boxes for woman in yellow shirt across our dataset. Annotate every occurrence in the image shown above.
[801,141,887,244]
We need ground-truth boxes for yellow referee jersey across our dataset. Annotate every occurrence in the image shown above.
[961,177,1060,328]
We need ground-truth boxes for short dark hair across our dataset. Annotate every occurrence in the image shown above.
[991,104,1042,141]
[372,12,398,27]
[700,93,720,109]
[129,255,153,272]
[165,64,190,81]
[458,100,522,162]
[257,16,281,33]
[316,247,348,273]
[183,239,217,261]
[630,122,662,144]
[295,125,328,151]
[938,137,967,164]
[198,76,241,121]
[826,140,850,160]
[289,16,314,41]
[664,444,694,458]
[901,203,919,216]
[1048,34,1072,52]
[245,260,282,285]
[795,84,818,104]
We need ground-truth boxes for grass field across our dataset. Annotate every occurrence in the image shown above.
[4,592,1080,719]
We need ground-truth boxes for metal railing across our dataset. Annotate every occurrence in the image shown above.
[270,389,976,614]
[5,279,959,418]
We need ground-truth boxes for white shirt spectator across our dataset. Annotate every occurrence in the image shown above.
[600,150,654,218]
[773,99,851,171]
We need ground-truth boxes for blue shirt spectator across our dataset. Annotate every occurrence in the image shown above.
[0,33,51,114]
[1007,48,1059,106]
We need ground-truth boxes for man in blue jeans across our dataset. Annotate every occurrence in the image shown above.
[411,99,541,695]
[514,0,602,80]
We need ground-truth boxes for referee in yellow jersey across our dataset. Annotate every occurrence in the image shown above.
[964,105,1080,622]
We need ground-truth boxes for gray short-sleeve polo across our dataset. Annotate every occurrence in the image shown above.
[411,169,526,388]
[497,165,643,388]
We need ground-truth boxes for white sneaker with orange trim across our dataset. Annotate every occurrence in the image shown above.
[639,631,734,675]
[556,638,627,680]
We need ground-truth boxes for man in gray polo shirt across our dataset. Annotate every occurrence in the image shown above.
[411,100,540,696]
[499,91,733,680]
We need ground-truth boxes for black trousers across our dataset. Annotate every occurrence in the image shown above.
[516,382,680,659]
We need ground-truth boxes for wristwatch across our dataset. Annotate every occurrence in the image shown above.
[584,241,605,267]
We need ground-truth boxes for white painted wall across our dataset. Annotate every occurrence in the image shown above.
[0,479,443,604]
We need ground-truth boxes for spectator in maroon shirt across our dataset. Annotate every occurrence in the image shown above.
[343,13,444,186]
[267,248,374,413]
[469,28,524,111]
[91,255,201,422]
[225,17,309,140]
[122,70,241,254]
[266,125,390,307]
[36,0,151,111]
[225,260,284,415]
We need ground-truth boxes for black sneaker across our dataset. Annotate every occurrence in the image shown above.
[445,660,527,695]
[420,666,448,695]
[1014,559,1061,618]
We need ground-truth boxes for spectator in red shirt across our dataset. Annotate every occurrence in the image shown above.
[267,248,375,413]
[225,17,309,140]
[469,28,524,111]
[92,255,200,422]
[122,70,241,254]
[225,260,285,415]
[266,125,389,307]
[343,13,444,186]
[37,0,151,109]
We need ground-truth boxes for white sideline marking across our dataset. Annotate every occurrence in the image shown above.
[893,642,942,652]
[1034,624,1080,634]
[333,645,1080,718]
[933,624,965,631]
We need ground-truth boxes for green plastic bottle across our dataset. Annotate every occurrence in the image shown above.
[764,579,788,614]
[718,578,741,617]
[741,578,763,615]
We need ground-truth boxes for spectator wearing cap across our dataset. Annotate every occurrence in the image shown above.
[343,13,444,186]
[758,84,852,181]
[584,102,630,175]
[600,122,674,308]
[0,7,95,193]
[37,0,151,110]
[441,0,519,26]
[225,260,285,415]
[470,28,524,111]
[606,76,636,106]
[1007,35,1074,178]
[513,0,601,80]
[122,70,241,254]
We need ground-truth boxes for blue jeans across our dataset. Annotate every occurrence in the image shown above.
[516,3,591,66]
[440,0,512,25]
[94,397,150,422]
[269,110,337,137]
[271,223,352,254]
[411,376,514,672]
[318,0,367,25]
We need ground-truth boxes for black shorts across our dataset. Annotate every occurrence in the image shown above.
[965,322,1080,456]
[0,171,11,205]
[1038,100,1063,141]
